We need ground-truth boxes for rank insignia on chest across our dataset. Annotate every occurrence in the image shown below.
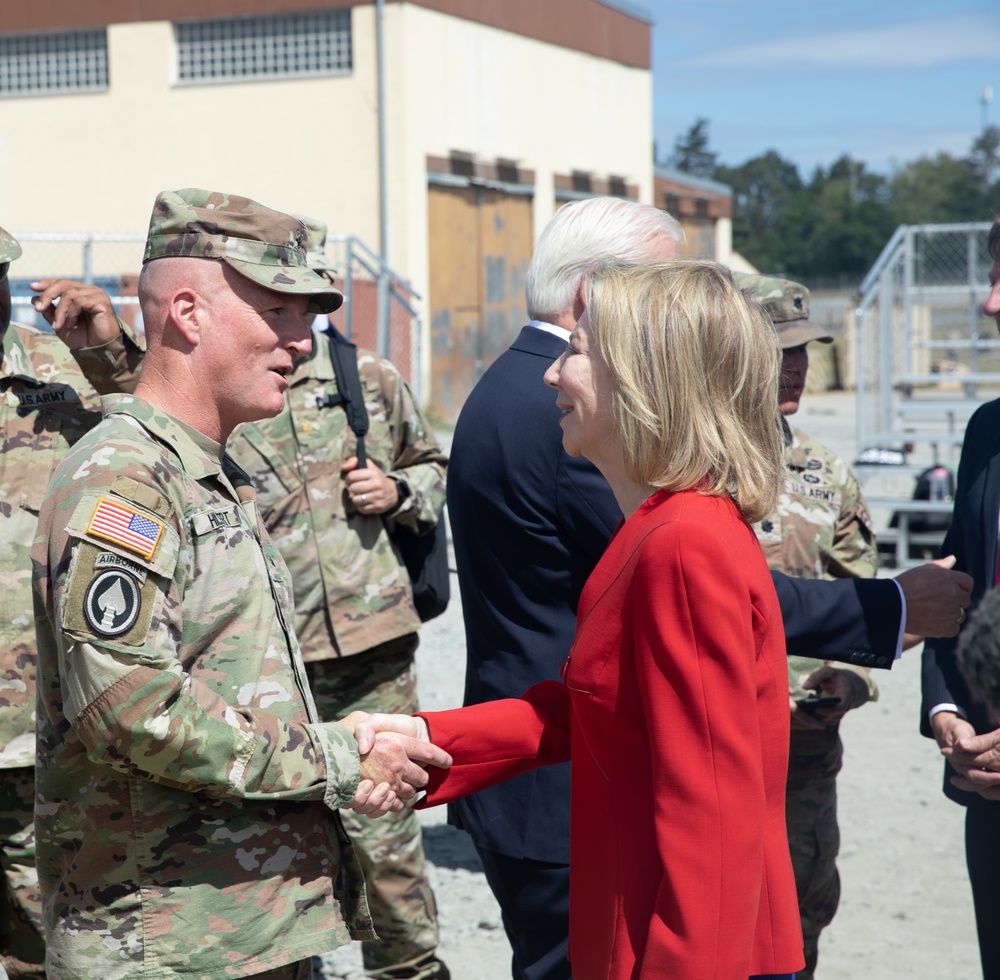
[83,569,142,637]
[86,498,164,560]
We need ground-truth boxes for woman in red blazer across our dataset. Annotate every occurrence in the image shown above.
[354,261,804,979]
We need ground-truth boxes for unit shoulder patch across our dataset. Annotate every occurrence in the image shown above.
[83,569,142,637]
[64,543,162,646]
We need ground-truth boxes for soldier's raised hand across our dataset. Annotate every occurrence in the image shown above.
[31,278,121,349]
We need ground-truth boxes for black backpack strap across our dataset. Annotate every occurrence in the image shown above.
[324,329,370,467]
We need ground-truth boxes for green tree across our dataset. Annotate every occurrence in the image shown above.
[795,157,893,279]
[888,152,983,225]
[970,125,1000,189]
[715,150,804,273]
[669,118,717,178]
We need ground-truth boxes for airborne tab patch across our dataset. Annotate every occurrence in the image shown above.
[87,498,165,560]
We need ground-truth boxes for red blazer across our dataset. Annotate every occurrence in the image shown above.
[417,489,803,979]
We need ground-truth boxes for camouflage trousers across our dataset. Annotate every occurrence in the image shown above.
[0,767,44,980]
[785,729,843,980]
[306,635,447,980]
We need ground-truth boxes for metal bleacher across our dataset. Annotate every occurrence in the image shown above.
[852,222,995,567]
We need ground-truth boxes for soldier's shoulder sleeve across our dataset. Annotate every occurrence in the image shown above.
[71,318,146,395]
[793,426,878,579]
[355,347,402,423]
[18,323,99,399]
[829,462,878,580]
[41,424,183,654]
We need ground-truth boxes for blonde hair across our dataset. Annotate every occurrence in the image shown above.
[585,261,782,523]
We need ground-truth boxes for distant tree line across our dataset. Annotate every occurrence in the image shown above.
[661,117,1000,286]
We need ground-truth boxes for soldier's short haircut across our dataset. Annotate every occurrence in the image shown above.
[989,217,1000,263]
[957,585,1000,713]
[525,197,683,321]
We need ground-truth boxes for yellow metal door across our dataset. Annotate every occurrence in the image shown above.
[427,183,533,419]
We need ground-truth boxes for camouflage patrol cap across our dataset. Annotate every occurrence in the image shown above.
[143,189,343,313]
[296,215,336,272]
[0,226,22,264]
[736,272,832,348]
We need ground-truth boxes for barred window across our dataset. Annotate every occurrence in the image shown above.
[175,11,352,84]
[0,30,108,97]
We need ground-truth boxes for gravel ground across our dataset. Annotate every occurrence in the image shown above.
[319,391,983,979]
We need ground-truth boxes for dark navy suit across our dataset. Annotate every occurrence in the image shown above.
[921,398,1000,979]
[447,325,903,980]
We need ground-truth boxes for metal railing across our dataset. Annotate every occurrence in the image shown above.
[8,231,426,403]
[852,221,994,566]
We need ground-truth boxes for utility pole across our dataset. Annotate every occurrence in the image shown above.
[375,0,390,358]
[982,86,994,132]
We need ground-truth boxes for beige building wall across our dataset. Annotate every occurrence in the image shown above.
[1,12,383,257]
[0,2,652,392]
[385,3,652,384]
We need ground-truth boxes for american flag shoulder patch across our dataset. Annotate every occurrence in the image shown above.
[86,497,165,560]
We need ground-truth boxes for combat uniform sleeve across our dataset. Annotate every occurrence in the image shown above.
[70,319,146,395]
[826,468,878,581]
[360,351,447,534]
[32,446,361,810]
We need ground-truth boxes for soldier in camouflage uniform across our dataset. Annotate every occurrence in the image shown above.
[744,274,879,980]
[0,226,146,979]
[29,189,449,980]
[230,219,449,980]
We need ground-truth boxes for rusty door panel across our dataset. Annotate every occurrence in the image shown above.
[427,183,533,419]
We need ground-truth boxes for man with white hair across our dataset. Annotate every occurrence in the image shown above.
[445,196,972,980]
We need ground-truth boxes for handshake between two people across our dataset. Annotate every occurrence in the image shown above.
[338,711,447,818]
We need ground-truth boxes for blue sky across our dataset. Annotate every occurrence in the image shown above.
[640,0,1000,178]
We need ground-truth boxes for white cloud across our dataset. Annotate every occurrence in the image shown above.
[676,11,1000,71]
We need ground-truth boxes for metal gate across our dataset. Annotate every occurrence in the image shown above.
[852,221,995,565]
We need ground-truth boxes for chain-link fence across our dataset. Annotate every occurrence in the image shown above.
[8,232,426,403]
[851,222,995,565]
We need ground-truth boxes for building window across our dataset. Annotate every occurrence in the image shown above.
[0,29,108,97]
[695,198,710,218]
[664,194,681,215]
[175,11,352,84]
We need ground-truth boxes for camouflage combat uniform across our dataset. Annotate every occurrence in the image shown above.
[31,394,375,980]
[754,422,878,980]
[1,316,143,980]
[231,326,448,980]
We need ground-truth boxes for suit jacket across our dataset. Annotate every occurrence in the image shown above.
[419,490,803,979]
[921,398,1000,808]
[446,326,618,862]
[447,324,903,863]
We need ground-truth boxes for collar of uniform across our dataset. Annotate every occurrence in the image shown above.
[1,322,44,385]
[101,393,226,481]
[784,419,809,469]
